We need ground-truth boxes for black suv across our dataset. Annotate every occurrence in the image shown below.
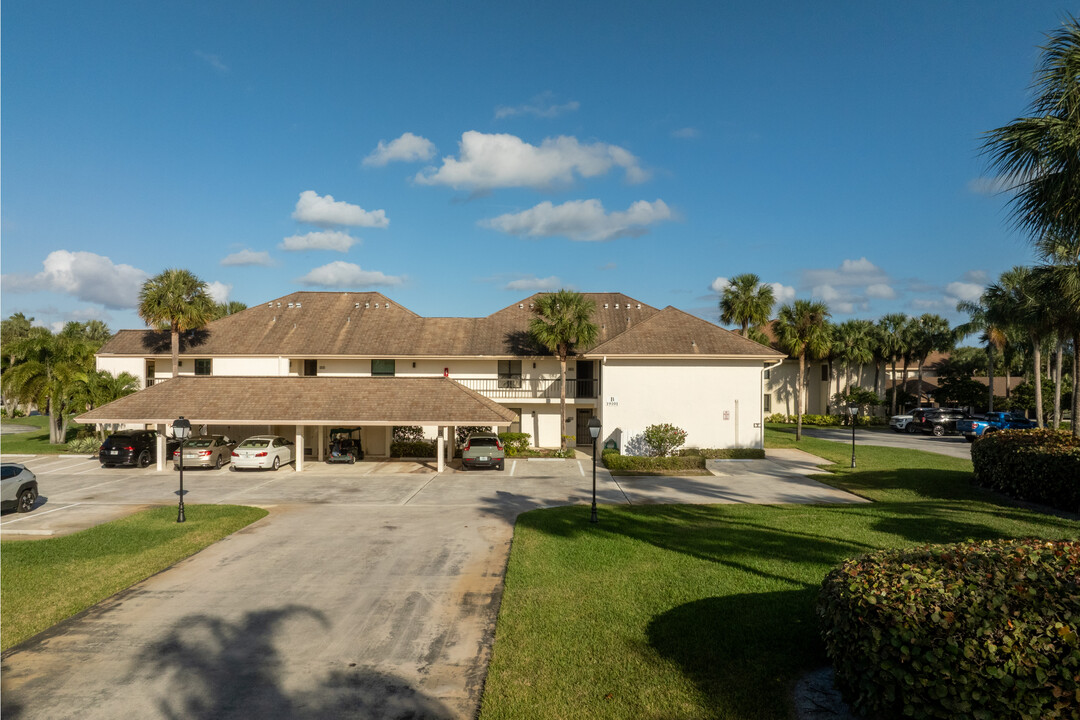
[913,408,968,437]
[99,430,179,468]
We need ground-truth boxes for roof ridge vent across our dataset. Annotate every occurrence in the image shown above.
[519,303,523,309]
[288,302,294,308]
[267,302,273,308]
[365,302,370,309]
[615,303,619,309]
[296,302,301,308]
[636,304,641,310]
[354,302,360,308]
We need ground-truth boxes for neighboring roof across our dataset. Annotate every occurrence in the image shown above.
[96,291,748,359]
[586,306,783,358]
[888,375,1023,395]
[75,376,518,426]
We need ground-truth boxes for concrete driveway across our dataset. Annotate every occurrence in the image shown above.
[793,426,973,460]
[1,451,863,720]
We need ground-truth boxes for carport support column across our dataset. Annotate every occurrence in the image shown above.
[156,423,167,472]
[436,426,445,473]
[317,426,324,462]
[295,426,304,472]
[448,426,456,464]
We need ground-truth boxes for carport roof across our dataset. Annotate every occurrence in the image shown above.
[75,376,518,427]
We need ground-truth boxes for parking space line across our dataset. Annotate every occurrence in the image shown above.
[577,461,584,476]
[216,475,286,503]
[509,460,517,476]
[70,475,133,493]
[1,503,82,525]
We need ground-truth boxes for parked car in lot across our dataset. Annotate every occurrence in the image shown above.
[173,435,236,470]
[1,463,38,513]
[99,429,179,468]
[230,435,294,471]
[460,431,505,471]
[956,412,1037,442]
[888,408,935,433]
[913,408,970,437]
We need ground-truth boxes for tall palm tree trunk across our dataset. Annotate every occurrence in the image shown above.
[558,351,568,450]
[1054,342,1063,430]
[171,326,181,377]
[890,357,899,414]
[901,357,910,411]
[796,354,805,441]
[987,345,996,413]
[1031,334,1043,427]
[1073,333,1080,439]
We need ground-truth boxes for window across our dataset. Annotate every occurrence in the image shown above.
[372,359,395,377]
[498,360,522,388]
[194,359,212,376]
[303,359,317,376]
[508,407,522,433]
[821,364,829,381]
[763,394,772,413]
[763,368,771,380]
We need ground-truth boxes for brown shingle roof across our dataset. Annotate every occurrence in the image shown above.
[75,376,518,426]
[586,307,783,357]
[96,292,673,358]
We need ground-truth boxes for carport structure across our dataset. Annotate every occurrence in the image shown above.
[76,376,517,472]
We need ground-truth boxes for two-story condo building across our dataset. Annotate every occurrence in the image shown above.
[80,291,783,471]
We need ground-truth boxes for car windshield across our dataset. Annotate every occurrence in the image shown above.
[238,439,270,448]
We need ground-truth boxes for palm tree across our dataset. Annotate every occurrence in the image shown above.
[211,301,248,320]
[719,274,775,338]
[1034,233,1080,435]
[868,322,890,400]
[137,269,215,378]
[774,300,831,440]
[835,319,875,396]
[910,314,955,407]
[72,369,140,439]
[1,328,96,443]
[529,290,599,450]
[982,17,1080,245]
[1,311,35,415]
[878,313,910,414]
[956,299,1007,413]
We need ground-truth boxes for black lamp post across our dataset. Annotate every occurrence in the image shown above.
[588,416,601,524]
[173,416,191,523]
[847,403,858,469]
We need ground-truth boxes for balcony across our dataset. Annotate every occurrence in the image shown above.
[456,377,598,400]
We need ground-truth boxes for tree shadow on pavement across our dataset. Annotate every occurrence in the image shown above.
[131,604,454,720]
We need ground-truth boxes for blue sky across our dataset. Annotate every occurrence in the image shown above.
[1,1,1071,334]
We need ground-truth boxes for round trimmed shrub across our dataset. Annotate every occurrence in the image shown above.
[971,429,1080,512]
[818,539,1080,719]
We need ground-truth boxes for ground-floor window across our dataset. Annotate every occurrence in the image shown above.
[508,407,521,433]
[763,393,772,412]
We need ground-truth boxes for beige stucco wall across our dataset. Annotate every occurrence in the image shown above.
[765,360,880,415]
[96,357,146,385]
[213,357,283,376]
[598,358,765,451]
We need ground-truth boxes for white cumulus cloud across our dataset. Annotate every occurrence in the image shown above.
[865,283,896,299]
[504,275,561,291]
[415,131,649,190]
[803,257,889,288]
[1,250,149,309]
[292,190,388,228]
[279,230,360,253]
[671,127,700,139]
[710,276,730,294]
[363,132,437,167]
[221,249,274,266]
[206,281,232,304]
[481,199,671,242]
[767,283,797,305]
[297,261,403,288]
[946,281,985,303]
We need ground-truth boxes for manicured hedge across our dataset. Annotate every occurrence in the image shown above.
[971,429,1080,513]
[390,440,437,458]
[601,447,765,471]
[818,539,1080,720]
[766,413,887,426]
[498,432,531,456]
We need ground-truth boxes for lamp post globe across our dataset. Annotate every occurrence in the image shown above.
[173,417,191,523]
[587,417,601,524]
[846,404,858,469]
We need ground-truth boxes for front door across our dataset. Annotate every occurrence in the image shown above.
[575,409,594,447]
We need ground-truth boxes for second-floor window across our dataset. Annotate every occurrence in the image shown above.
[498,360,522,388]
[303,359,318,376]
[194,359,212,376]
[372,359,395,377]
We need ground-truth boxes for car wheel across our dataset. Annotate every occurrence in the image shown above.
[906,424,919,434]
[460,462,469,472]
[272,456,280,471]
[17,487,37,513]
[932,425,945,437]
[230,464,238,472]
[102,463,113,468]
[138,450,151,468]
[348,454,355,464]
[497,460,505,471]
[215,455,222,470]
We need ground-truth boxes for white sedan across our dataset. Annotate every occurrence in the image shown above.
[230,435,294,471]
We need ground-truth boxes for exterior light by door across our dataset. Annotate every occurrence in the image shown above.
[444,367,449,377]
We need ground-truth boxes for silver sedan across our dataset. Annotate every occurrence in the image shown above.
[173,435,236,470]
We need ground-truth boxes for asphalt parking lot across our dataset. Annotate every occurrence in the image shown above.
[792,426,973,460]
[1,451,864,720]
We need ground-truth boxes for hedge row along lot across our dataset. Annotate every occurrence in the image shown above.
[478,428,1079,720]
[1,505,268,651]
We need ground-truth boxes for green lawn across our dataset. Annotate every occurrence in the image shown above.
[0,415,88,454]
[479,430,1079,720]
[1,505,268,650]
